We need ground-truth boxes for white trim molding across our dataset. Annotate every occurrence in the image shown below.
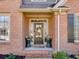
[53,0,67,8]
[74,13,79,43]
[0,14,10,42]
[57,9,62,51]
[31,0,47,2]
[19,8,69,13]
[57,14,60,51]
[74,40,79,43]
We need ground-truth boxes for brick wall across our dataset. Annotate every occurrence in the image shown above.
[0,0,79,56]
[59,0,79,54]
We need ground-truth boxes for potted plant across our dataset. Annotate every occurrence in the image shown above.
[45,35,52,48]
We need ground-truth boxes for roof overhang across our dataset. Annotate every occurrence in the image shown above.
[18,7,70,13]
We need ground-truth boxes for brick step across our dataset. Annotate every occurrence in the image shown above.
[25,50,52,58]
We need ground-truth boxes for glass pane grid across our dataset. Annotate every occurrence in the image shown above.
[74,15,79,40]
[0,16,9,40]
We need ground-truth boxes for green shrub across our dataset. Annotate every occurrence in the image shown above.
[5,53,16,59]
[76,55,79,59]
[53,51,69,59]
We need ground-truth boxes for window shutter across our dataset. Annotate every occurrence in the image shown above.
[67,14,74,43]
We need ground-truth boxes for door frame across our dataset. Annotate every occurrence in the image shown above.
[29,18,49,45]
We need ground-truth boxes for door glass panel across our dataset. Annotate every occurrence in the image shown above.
[34,23,43,44]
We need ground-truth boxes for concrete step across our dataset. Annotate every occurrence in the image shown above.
[33,45,45,48]
[25,58,52,59]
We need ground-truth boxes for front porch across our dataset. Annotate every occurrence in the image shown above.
[19,7,69,50]
[18,7,69,58]
[18,0,69,51]
[22,12,55,49]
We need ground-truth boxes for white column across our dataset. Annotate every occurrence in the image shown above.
[57,14,60,51]
[57,9,61,51]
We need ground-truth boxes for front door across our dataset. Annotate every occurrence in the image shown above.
[34,23,44,44]
[29,19,48,46]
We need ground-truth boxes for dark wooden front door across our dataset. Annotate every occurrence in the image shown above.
[34,23,44,44]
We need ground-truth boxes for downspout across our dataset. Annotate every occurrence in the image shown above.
[53,0,67,8]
